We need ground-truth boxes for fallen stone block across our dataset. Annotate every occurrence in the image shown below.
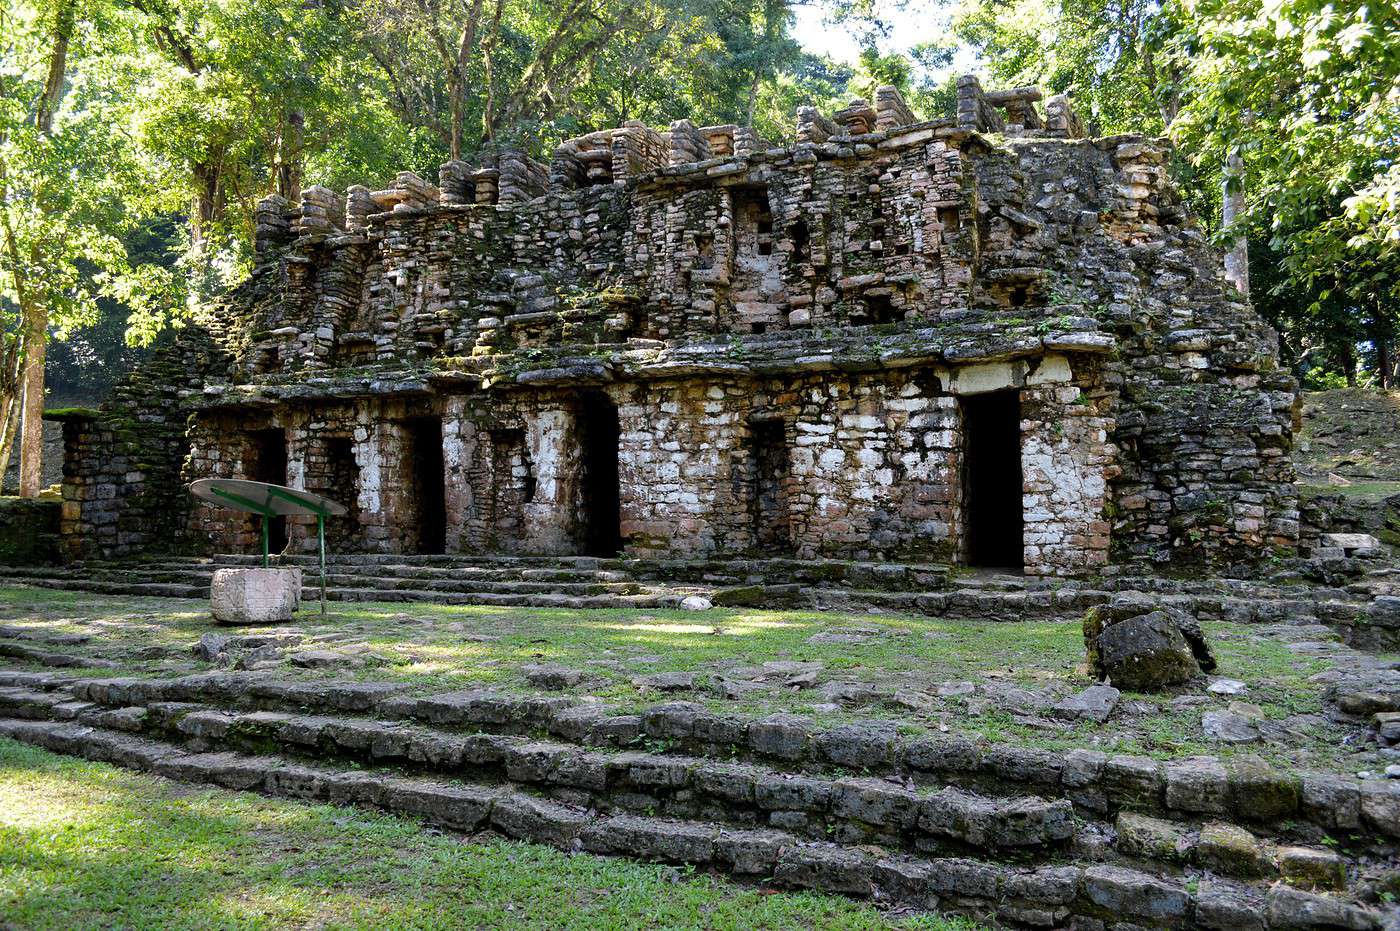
[210,568,302,625]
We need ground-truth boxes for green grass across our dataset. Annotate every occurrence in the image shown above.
[0,585,1387,772]
[0,737,977,930]
[1297,480,1400,501]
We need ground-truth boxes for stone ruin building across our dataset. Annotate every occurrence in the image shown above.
[50,77,1299,578]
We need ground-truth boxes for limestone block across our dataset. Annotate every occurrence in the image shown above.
[210,568,302,625]
[1320,532,1382,554]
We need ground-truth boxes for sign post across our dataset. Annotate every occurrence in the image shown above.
[190,479,348,615]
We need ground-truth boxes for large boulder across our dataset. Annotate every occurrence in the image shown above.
[1085,600,1216,693]
[210,567,302,625]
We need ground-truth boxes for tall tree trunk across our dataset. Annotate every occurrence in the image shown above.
[0,352,21,490]
[1370,304,1394,390]
[17,306,45,496]
[1221,150,1249,297]
[0,395,18,492]
[35,4,72,135]
[745,0,784,127]
[191,162,220,246]
[18,0,73,497]
[449,76,464,159]
[277,110,305,203]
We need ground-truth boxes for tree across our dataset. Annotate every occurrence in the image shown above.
[0,0,168,491]
[355,0,714,159]
[5,0,72,496]
[951,0,1185,133]
[1171,0,1400,383]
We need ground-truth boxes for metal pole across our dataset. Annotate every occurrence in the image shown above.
[261,515,269,568]
[318,514,326,615]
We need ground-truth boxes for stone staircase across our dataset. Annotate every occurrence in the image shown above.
[2,555,1399,647]
[0,667,1396,929]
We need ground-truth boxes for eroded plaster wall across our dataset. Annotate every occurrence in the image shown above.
[186,354,1109,574]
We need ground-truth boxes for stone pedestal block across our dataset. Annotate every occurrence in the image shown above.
[210,567,302,625]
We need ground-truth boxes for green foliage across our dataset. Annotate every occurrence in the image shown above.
[1171,0,1400,310]
[951,0,1182,132]
[1,2,150,340]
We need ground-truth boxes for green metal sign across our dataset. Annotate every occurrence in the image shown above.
[190,478,348,615]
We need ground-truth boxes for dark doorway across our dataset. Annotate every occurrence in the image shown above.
[324,437,361,548]
[577,391,621,556]
[405,417,446,555]
[247,428,288,552]
[748,419,792,552]
[962,391,1024,569]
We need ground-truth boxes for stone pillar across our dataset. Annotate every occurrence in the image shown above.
[441,397,477,554]
[522,407,577,554]
[439,159,474,205]
[254,194,292,257]
[956,75,1005,134]
[1019,381,1114,576]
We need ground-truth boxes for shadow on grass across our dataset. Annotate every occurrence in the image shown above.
[0,737,979,931]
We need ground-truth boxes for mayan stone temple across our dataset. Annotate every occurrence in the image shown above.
[10,76,1400,931]
[51,78,1296,578]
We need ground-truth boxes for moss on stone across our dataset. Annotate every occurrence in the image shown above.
[0,497,61,565]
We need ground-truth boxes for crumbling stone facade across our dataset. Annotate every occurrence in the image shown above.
[57,79,1298,576]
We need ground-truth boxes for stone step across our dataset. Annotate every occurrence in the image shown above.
[1110,811,1353,895]
[308,573,652,596]
[0,575,208,600]
[62,692,1361,890]
[0,715,1386,931]
[157,553,954,592]
[54,553,1362,608]
[319,586,683,608]
[5,690,1079,860]
[1,564,1369,631]
[8,672,1397,850]
[19,561,667,586]
[12,564,659,597]
[0,574,684,610]
[0,642,120,670]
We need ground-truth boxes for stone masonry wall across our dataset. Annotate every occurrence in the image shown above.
[56,81,1295,575]
[183,351,1109,572]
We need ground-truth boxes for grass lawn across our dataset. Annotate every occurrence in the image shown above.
[0,737,977,930]
[0,585,1388,773]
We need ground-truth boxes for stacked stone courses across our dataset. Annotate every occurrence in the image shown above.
[53,80,1297,576]
[2,667,1397,929]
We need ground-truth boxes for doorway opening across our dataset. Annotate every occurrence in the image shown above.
[961,391,1024,569]
[577,391,621,556]
[247,428,288,553]
[749,419,792,553]
[404,417,446,555]
[324,437,361,548]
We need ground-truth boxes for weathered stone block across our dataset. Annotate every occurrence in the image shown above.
[1197,822,1269,878]
[1086,608,1203,691]
[1082,865,1189,920]
[209,568,302,625]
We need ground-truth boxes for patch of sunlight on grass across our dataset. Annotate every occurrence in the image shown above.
[718,615,815,630]
[0,737,980,931]
[599,621,722,634]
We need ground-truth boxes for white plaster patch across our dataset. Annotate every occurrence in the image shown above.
[951,361,1024,395]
